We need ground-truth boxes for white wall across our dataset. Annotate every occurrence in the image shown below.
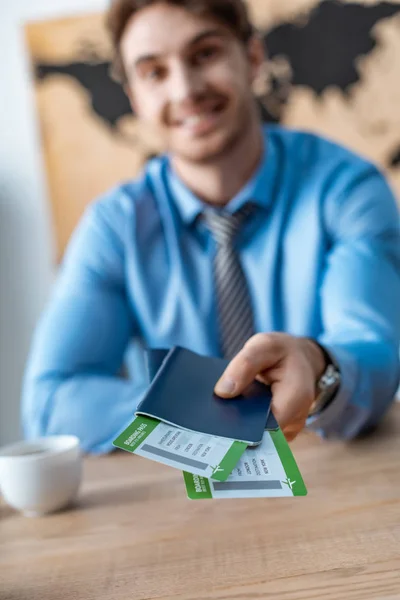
[0,0,107,445]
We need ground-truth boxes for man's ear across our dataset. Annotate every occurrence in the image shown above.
[246,35,266,84]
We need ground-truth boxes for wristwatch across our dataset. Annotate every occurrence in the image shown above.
[308,342,341,417]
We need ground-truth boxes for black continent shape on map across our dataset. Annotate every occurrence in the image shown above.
[35,61,133,133]
[34,0,400,167]
[264,0,400,95]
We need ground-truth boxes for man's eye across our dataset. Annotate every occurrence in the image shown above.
[145,67,165,81]
[194,46,220,64]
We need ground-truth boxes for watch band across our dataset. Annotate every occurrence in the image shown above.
[310,339,337,371]
[307,339,341,417]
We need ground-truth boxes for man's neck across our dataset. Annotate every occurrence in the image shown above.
[171,119,264,207]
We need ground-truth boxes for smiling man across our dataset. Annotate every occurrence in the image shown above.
[22,0,400,452]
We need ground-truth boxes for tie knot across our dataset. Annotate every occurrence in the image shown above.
[204,204,254,246]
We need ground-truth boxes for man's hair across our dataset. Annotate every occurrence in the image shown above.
[106,0,254,83]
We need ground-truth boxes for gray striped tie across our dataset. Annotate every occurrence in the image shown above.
[204,205,255,359]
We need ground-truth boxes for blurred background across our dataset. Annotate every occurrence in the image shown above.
[1,0,399,445]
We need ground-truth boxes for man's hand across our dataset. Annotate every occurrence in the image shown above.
[214,333,327,442]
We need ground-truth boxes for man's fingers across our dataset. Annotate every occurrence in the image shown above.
[270,377,313,430]
[282,423,304,442]
[214,333,315,442]
[282,428,297,442]
[281,412,308,442]
[214,334,282,397]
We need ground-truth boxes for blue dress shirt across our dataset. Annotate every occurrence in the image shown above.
[22,125,400,453]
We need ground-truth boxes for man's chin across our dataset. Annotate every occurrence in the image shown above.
[169,130,238,164]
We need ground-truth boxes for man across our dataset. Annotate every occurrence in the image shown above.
[22,0,400,453]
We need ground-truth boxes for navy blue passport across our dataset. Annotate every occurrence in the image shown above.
[137,346,274,446]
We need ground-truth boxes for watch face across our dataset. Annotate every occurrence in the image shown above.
[312,365,341,416]
[319,364,340,391]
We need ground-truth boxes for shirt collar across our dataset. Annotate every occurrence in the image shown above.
[165,125,276,225]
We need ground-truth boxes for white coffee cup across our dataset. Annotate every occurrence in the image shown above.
[0,435,82,517]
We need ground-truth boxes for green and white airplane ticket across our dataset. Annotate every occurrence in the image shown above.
[183,428,307,499]
[113,415,247,482]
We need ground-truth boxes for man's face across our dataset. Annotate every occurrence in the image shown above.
[121,2,262,163]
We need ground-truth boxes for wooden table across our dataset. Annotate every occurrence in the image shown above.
[1,406,400,600]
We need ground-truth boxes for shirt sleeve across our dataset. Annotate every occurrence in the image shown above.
[21,195,147,454]
[307,163,400,439]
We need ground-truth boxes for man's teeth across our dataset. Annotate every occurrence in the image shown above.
[184,115,207,126]
[182,111,218,127]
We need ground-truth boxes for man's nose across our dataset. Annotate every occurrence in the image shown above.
[168,62,204,103]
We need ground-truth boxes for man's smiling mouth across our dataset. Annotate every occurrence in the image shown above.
[171,98,228,135]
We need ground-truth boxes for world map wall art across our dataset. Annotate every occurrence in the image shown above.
[25,0,400,260]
